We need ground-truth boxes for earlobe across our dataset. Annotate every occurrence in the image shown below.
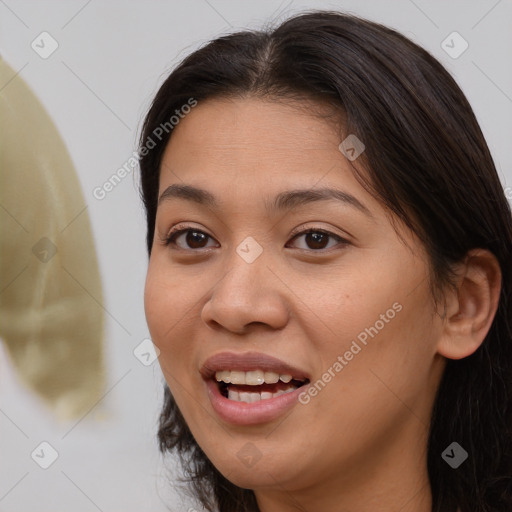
[436,249,502,360]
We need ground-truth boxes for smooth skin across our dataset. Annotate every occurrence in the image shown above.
[144,97,501,512]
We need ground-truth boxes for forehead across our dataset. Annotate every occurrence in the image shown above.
[162,96,343,163]
[159,97,363,192]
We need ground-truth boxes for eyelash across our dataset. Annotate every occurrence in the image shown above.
[162,223,349,253]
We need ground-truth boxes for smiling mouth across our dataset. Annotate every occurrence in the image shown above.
[215,370,309,403]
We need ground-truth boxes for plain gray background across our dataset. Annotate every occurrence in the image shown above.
[0,1,511,511]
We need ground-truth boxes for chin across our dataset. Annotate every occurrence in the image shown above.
[204,445,303,490]
[219,463,288,490]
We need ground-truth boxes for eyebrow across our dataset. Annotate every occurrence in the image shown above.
[158,184,372,217]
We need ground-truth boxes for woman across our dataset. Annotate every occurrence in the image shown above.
[139,11,512,512]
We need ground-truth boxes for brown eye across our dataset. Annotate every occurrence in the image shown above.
[183,230,209,249]
[165,228,216,250]
[288,229,348,251]
[304,232,329,250]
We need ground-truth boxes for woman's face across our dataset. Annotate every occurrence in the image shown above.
[145,97,446,504]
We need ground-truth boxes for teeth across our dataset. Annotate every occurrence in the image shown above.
[264,371,279,384]
[215,370,302,385]
[239,391,258,403]
[245,370,265,385]
[228,389,240,401]
[215,370,231,383]
[227,385,297,403]
[229,371,246,385]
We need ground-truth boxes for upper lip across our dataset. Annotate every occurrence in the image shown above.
[200,351,310,381]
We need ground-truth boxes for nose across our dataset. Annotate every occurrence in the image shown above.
[200,250,290,334]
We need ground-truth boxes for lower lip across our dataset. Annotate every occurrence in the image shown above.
[205,378,307,426]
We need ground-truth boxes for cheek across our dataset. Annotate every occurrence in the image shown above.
[303,252,437,414]
[301,258,406,356]
[144,268,170,343]
[144,254,200,334]
[144,261,193,368]
[144,256,220,413]
[144,268,202,422]
[312,279,437,431]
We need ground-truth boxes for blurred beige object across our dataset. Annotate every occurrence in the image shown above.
[0,56,105,420]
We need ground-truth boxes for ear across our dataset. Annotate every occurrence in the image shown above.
[436,249,502,360]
